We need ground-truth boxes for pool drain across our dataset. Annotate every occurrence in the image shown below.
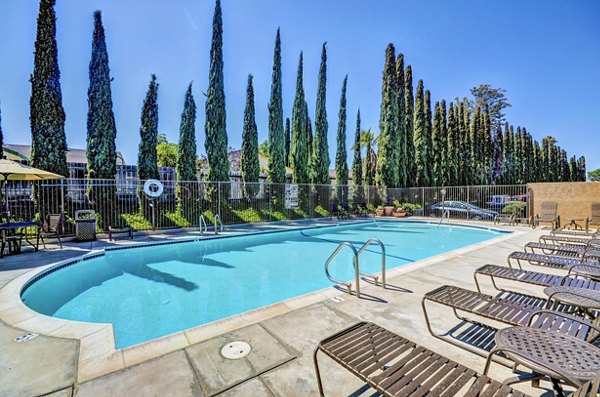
[221,341,251,359]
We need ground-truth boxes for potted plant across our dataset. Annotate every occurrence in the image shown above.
[375,205,384,217]
[393,207,407,217]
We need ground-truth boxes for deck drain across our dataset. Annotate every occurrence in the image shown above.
[14,332,38,343]
[221,341,251,359]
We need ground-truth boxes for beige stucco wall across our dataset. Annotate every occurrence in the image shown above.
[528,182,600,226]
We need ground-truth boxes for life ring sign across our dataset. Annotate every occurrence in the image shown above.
[143,179,164,198]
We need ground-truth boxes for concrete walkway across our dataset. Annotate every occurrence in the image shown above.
[0,221,562,397]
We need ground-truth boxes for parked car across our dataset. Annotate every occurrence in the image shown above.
[511,194,527,203]
[428,200,498,220]
[485,195,514,210]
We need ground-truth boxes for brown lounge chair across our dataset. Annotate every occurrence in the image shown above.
[526,240,600,256]
[314,322,600,396]
[540,235,600,245]
[507,250,600,270]
[422,285,600,356]
[314,321,529,397]
[474,264,600,293]
[534,202,560,229]
[40,213,64,249]
[586,203,600,232]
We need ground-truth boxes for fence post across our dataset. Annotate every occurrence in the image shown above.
[60,179,65,215]
[269,183,272,221]
[218,182,222,221]
[421,187,425,211]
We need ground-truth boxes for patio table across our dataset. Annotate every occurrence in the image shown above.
[0,221,41,257]
[544,285,600,319]
[568,218,586,231]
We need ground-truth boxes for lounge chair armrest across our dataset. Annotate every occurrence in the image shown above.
[526,309,600,334]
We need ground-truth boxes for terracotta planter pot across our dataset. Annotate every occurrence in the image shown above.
[393,212,406,218]
[375,209,384,217]
[384,206,394,216]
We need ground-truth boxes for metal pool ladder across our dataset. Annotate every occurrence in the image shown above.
[357,238,387,289]
[438,209,450,227]
[214,215,224,234]
[325,242,361,298]
[199,215,208,235]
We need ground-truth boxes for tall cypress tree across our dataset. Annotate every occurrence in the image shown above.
[491,126,503,184]
[396,54,406,187]
[376,44,400,189]
[306,111,313,166]
[137,75,159,180]
[439,100,448,186]
[284,117,291,167]
[533,141,542,182]
[30,0,68,177]
[0,103,3,159]
[205,0,229,182]
[335,76,349,186]
[363,130,375,187]
[413,80,429,187]
[424,89,433,185]
[431,102,442,186]
[446,103,459,185]
[290,53,308,183]
[267,28,285,184]
[177,83,197,181]
[241,74,260,195]
[351,109,362,187]
[468,107,480,184]
[502,123,512,184]
[311,43,331,185]
[86,10,117,181]
[513,127,523,183]
[577,156,586,181]
[457,102,468,185]
[481,109,492,184]
[559,149,570,182]
[569,155,578,182]
[404,65,415,186]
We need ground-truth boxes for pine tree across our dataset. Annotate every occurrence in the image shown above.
[30,0,68,177]
[396,54,406,187]
[335,76,349,186]
[137,75,159,180]
[204,0,229,182]
[241,74,260,195]
[86,10,117,181]
[290,53,308,183]
[311,43,331,185]
[284,118,291,167]
[351,109,362,187]
[404,65,415,186]
[177,83,197,182]
[413,80,429,187]
[491,126,503,184]
[267,28,285,184]
[376,44,400,189]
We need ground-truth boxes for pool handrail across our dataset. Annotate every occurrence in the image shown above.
[356,238,386,289]
[199,215,208,235]
[214,215,224,234]
[324,241,361,298]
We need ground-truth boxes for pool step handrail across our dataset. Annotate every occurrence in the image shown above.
[356,238,386,289]
[214,215,224,234]
[199,215,208,235]
[438,209,450,227]
[324,242,361,298]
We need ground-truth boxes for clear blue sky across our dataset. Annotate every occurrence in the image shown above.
[0,0,598,172]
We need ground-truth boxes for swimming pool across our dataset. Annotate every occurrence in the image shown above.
[21,220,506,348]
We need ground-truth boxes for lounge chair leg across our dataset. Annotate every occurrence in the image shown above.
[313,348,325,397]
[473,273,482,293]
[421,298,436,336]
[550,378,565,397]
[483,349,497,375]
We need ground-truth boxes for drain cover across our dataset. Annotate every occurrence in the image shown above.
[14,332,38,343]
[221,341,251,359]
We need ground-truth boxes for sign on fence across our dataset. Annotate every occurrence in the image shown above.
[285,184,299,209]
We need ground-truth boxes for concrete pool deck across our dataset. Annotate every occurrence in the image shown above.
[0,219,565,396]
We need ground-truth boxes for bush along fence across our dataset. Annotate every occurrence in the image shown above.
[4,179,528,235]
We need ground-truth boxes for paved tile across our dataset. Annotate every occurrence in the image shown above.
[41,387,73,397]
[186,324,294,396]
[215,378,273,397]
[74,351,202,397]
[0,322,78,397]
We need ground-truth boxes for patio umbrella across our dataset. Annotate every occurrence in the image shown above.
[0,159,65,219]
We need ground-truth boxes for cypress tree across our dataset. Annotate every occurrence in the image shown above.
[241,74,260,195]
[267,28,285,184]
[502,123,512,184]
[363,130,375,186]
[458,102,469,185]
[395,54,406,187]
[491,126,503,184]
[559,149,570,182]
[468,107,481,184]
[177,83,197,181]
[351,109,362,187]
[579,156,586,181]
[290,53,308,183]
[311,43,331,185]
[86,10,117,180]
[413,80,429,187]
[481,109,492,184]
[284,117,291,167]
[376,44,400,189]
[204,0,230,182]
[511,126,522,183]
[533,141,542,182]
[431,102,442,186]
[137,75,159,180]
[335,76,349,186]
[30,0,68,177]
[439,100,448,186]
[446,103,459,186]
[404,65,415,186]
[424,89,433,185]
[521,129,530,183]
[306,111,313,166]
[0,103,4,159]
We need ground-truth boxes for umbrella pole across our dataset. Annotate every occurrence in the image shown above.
[2,174,8,221]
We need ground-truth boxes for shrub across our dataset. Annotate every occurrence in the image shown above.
[502,202,526,216]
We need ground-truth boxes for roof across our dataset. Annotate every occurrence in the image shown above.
[3,144,126,165]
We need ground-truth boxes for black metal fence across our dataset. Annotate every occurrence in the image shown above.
[3,179,528,235]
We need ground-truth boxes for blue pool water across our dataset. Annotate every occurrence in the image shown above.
[22,221,505,348]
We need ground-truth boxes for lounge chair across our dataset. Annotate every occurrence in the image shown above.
[331,203,342,220]
[586,203,600,232]
[342,203,355,218]
[540,235,600,245]
[524,242,586,256]
[507,250,600,270]
[314,321,530,397]
[40,213,64,249]
[108,225,133,241]
[314,321,600,397]
[534,202,560,229]
[474,264,600,293]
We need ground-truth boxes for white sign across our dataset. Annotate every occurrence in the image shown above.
[285,184,299,209]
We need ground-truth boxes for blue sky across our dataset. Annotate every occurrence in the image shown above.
[0,0,598,172]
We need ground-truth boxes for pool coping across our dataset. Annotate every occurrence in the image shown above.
[0,219,524,382]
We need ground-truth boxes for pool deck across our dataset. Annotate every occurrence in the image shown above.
[0,218,566,396]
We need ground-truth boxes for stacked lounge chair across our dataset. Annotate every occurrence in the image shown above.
[533,202,560,229]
